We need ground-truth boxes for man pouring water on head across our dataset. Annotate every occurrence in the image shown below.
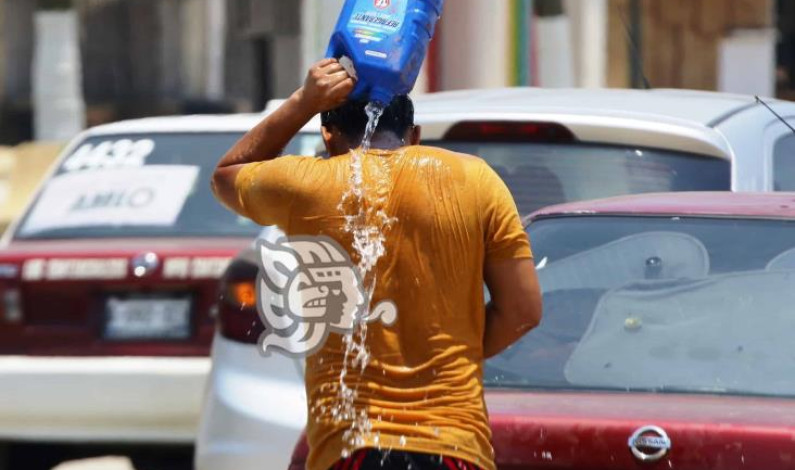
[212,2,541,469]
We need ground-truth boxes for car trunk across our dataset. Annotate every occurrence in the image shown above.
[488,390,795,470]
[0,237,251,356]
[287,390,795,469]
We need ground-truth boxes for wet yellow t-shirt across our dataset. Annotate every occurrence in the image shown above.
[235,145,532,470]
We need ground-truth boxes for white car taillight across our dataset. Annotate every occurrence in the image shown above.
[218,260,262,344]
[3,289,22,323]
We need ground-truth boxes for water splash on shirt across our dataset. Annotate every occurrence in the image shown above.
[329,101,399,456]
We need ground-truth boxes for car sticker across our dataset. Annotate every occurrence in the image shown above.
[22,258,128,281]
[162,257,231,279]
[61,139,156,172]
[18,165,199,236]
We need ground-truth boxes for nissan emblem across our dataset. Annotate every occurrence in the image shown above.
[131,252,160,278]
[628,425,672,462]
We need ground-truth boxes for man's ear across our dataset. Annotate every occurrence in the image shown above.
[321,125,337,155]
[408,125,422,145]
[322,125,350,156]
[321,125,334,147]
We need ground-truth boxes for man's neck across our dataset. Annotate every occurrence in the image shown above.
[358,132,405,151]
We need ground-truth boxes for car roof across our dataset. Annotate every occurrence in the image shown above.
[413,88,761,126]
[531,192,795,220]
[83,112,317,136]
[86,88,762,135]
[80,88,788,159]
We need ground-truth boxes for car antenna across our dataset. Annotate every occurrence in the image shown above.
[756,95,795,134]
[619,4,652,90]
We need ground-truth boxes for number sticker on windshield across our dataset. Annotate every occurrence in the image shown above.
[19,165,199,236]
[62,139,156,172]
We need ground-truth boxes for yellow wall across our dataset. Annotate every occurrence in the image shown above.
[0,143,63,236]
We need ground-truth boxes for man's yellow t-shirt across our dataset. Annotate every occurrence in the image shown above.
[235,145,532,470]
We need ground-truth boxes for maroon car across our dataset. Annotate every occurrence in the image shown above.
[289,192,795,470]
[0,115,321,468]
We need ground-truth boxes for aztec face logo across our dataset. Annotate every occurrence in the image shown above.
[256,236,397,357]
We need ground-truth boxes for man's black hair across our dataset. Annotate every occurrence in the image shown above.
[321,95,414,142]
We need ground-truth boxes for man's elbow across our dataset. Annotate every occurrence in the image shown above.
[210,170,220,195]
[211,167,240,213]
[520,294,543,331]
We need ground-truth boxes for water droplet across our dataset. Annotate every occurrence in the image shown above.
[399,435,407,447]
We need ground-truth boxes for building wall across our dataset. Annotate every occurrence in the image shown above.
[33,9,85,141]
[0,142,62,235]
[0,0,34,105]
[301,0,345,73]
[438,0,511,90]
[567,0,608,88]
[224,0,302,111]
[77,0,281,123]
[0,0,4,106]
[2,0,785,144]
[77,0,178,123]
[607,0,774,90]
[0,0,35,144]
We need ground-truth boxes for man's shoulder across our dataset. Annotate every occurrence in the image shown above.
[278,154,322,162]
[264,154,325,170]
[409,145,486,165]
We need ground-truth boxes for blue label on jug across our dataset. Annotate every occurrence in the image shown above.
[348,0,407,50]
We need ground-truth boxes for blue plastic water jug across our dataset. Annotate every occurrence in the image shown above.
[326,0,444,106]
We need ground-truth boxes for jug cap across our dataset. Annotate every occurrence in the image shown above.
[369,86,395,107]
[339,56,358,81]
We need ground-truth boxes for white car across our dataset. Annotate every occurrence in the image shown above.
[194,88,795,470]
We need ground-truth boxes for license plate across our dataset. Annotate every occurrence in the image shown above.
[104,297,191,340]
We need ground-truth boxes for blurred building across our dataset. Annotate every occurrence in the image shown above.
[0,0,791,145]
[75,0,303,124]
[0,0,306,144]
[607,0,777,93]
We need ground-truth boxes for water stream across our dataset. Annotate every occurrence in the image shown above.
[332,102,396,456]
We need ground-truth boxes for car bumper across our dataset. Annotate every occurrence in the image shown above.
[195,334,306,470]
[0,355,210,443]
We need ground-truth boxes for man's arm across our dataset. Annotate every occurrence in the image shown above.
[483,258,543,359]
[211,58,355,215]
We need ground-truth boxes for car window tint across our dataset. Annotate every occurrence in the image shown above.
[485,216,795,398]
[424,142,731,215]
[774,133,795,191]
